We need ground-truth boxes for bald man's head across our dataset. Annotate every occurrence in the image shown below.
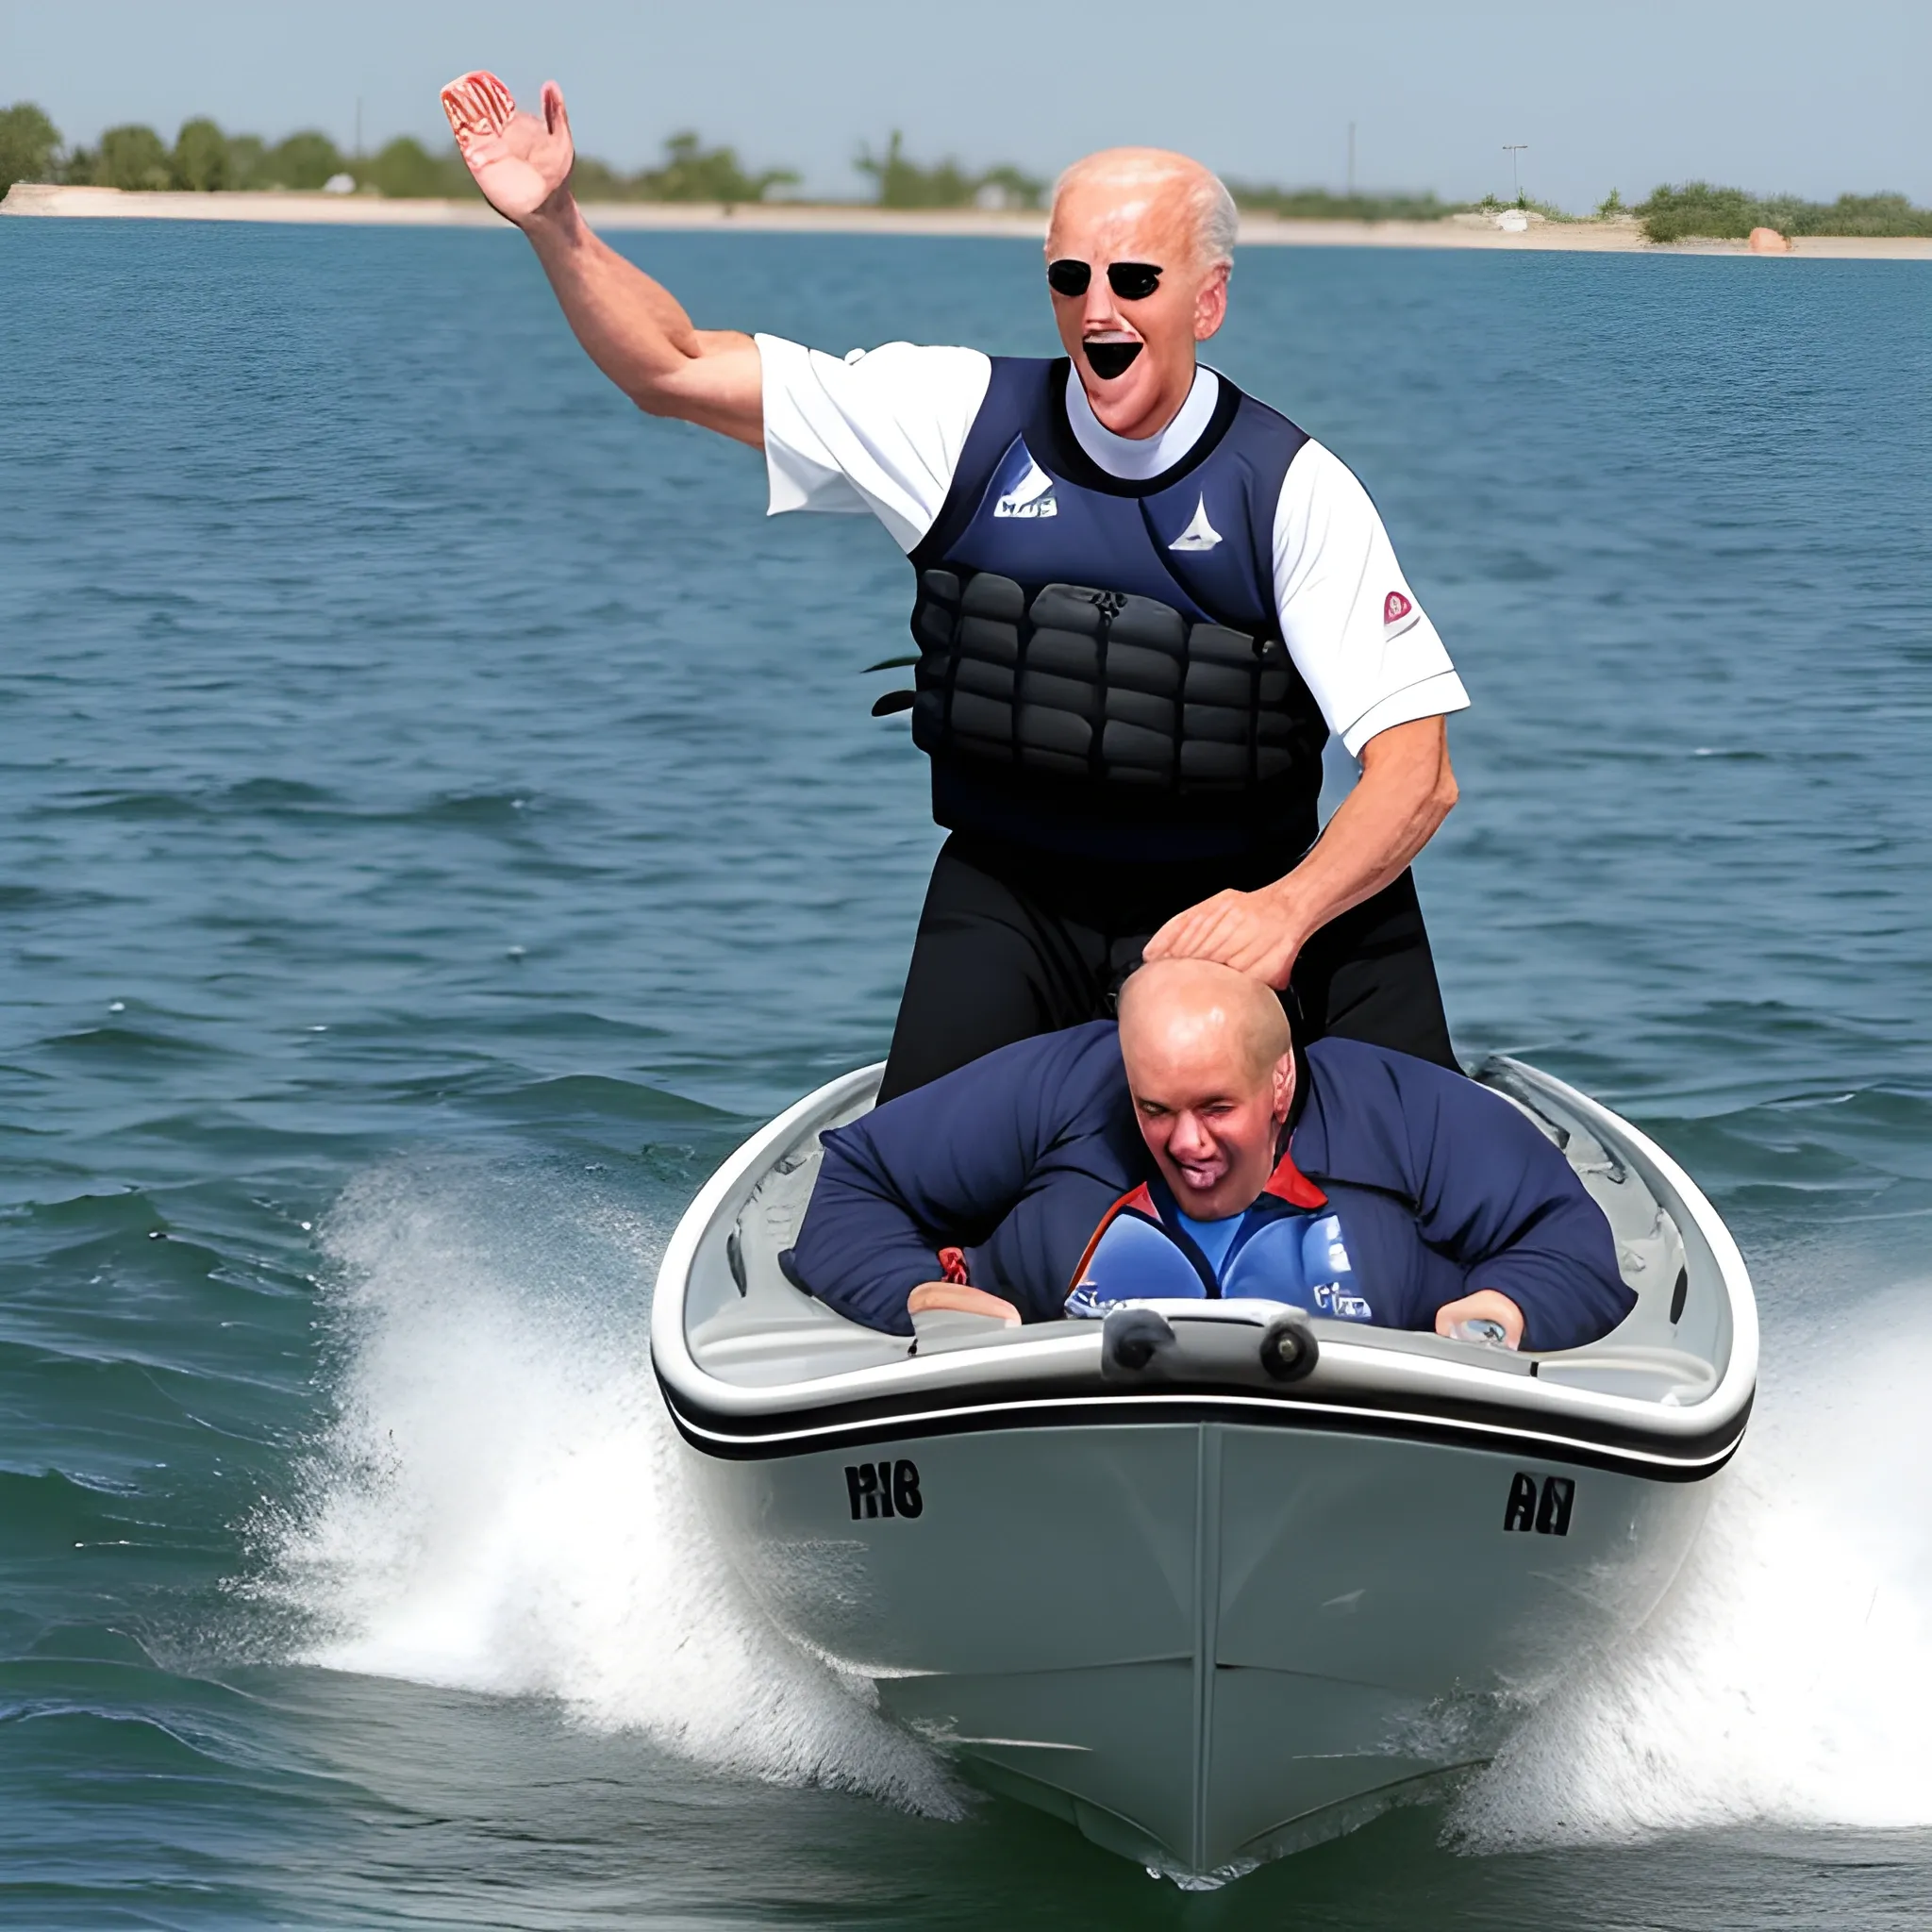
[1118,958,1291,1081]
[1116,960,1294,1218]
[1050,147,1239,272]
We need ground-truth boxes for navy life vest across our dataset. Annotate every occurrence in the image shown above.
[1062,1143,1374,1324]
[892,358,1325,865]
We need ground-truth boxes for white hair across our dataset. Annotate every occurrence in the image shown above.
[1051,149,1239,269]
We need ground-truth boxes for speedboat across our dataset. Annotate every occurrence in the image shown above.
[651,1056,1756,1881]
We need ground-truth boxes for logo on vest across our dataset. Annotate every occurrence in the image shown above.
[1168,495,1224,552]
[1383,590,1418,635]
[1310,1280,1374,1321]
[993,457,1058,520]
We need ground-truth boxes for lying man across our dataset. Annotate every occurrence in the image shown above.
[782,958,1633,1351]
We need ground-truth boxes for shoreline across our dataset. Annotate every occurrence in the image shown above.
[5,183,1929,258]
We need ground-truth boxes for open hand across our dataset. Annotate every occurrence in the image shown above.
[440,71,575,223]
[1142,886,1302,989]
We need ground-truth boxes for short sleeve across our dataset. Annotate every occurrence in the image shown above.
[756,336,992,553]
[1273,441,1471,756]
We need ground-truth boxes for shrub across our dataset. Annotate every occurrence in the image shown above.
[857,131,1041,210]
[259,130,342,191]
[633,131,798,203]
[0,101,61,193]
[1229,183,1465,223]
[365,136,475,199]
[1781,192,1932,237]
[974,165,1045,211]
[567,156,631,200]
[172,117,228,192]
[224,135,266,188]
[1638,181,1932,242]
[98,124,172,191]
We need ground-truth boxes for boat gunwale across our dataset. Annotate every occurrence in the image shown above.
[655,1367,1751,1476]
[650,1059,1757,1470]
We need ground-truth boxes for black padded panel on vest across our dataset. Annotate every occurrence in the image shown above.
[960,572,1025,622]
[908,567,1325,808]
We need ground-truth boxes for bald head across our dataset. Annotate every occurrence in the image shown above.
[1051,147,1239,271]
[1118,958,1291,1083]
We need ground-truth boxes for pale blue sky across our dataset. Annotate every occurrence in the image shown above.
[4,0,1927,211]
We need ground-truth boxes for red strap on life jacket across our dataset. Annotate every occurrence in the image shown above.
[937,1245,971,1285]
[1260,1145,1327,1209]
[1065,1182,1158,1294]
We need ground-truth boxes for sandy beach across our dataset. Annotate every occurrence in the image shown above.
[5,182,1928,257]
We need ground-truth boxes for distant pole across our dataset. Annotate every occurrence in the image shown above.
[355,96,363,159]
[1346,122,1356,199]
[1504,142,1528,202]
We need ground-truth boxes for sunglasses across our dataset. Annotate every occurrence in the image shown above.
[1046,259,1164,302]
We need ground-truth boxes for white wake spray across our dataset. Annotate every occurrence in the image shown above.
[1454,1273,1932,1847]
[258,1158,960,1818]
[264,1163,1932,1854]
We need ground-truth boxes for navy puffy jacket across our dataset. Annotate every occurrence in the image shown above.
[783,1023,1634,1352]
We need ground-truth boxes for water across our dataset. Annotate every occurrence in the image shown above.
[1,219,1928,1927]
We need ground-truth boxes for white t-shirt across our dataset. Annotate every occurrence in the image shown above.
[756,336,1469,758]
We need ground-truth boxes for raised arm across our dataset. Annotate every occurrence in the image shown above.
[441,72,763,445]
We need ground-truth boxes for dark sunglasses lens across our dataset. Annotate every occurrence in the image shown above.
[1106,262,1162,301]
[1046,258,1092,297]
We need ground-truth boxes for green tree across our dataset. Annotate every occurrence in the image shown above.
[567,155,631,199]
[172,117,228,192]
[857,132,1041,209]
[365,135,474,198]
[224,135,265,188]
[633,131,797,203]
[99,124,172,191]
[858,130,974,208]
[974,164,1045,211]
[260,130,342,190]
[0,101,61,194]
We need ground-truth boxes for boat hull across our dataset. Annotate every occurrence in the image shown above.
[678,1407,1716,1875]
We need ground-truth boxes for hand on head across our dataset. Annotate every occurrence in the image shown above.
[1044,148,1236,440]
[440,71,575,224]
[1116,958,1292,1221]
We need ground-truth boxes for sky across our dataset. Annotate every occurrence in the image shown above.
[4,0,1928,211]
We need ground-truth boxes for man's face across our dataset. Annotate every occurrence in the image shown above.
[1121,1019,1292,1222]
[1044,174,1228,438]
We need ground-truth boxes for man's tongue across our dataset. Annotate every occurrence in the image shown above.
[1084,338,1142,380]
[1176,1158,1227,1196]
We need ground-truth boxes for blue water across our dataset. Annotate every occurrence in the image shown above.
[3,219,1930,1927]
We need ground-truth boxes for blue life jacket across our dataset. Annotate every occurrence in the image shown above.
[892,358,1325,864]
[1063,1145,1375,1324]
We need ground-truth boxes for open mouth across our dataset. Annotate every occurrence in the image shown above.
[1083,340,1143,380]
[1174,1158,1228,1194]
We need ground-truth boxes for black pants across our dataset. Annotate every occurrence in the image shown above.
[879,834,1457,1103]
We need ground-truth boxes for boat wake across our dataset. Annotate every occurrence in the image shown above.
[252,1157,961,1819]
[1455,1244,1932,1848]
[257,1161,1932,1853]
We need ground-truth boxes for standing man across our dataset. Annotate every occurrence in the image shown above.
[441,73,1469,1099]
